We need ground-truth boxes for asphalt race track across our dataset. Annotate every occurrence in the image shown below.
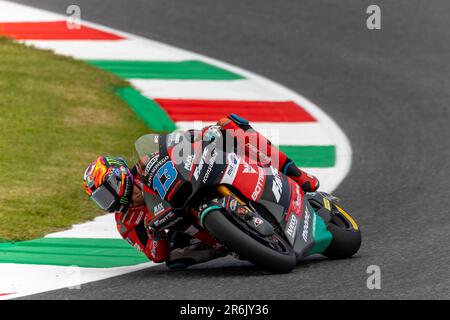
[12,0,450,299]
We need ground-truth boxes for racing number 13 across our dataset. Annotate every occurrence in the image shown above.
[153,161,177,199]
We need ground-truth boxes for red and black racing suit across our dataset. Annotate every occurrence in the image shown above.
[114,114,319,266]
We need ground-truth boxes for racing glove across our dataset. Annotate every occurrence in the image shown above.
[115,204,170,263]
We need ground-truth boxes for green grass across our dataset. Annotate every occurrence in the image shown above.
[0,37,149,241]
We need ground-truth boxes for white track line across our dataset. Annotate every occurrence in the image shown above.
[23,39,195,61]
[0,1,60,21]
[0,262,156,300]
[45,214,120,239]
[131,79,288,100]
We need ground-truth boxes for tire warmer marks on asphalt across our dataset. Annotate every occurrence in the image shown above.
[0,0,351,299]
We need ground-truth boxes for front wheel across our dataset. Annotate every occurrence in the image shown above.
[322,205,361,259]
[203,210,297,273]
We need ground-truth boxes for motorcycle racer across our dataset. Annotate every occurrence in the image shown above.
[83,114,320,269]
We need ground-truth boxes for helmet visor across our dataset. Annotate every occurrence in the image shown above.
[90,184,116,211]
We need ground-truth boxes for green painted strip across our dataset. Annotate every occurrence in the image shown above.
[0,238,148,268]
[308,213,333,256]
[279,145,336,168]
[116,87,177,132]
[88,60,244,80]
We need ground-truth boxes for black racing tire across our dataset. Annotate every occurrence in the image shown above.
[203,210,297,273]
[322,210,362,259]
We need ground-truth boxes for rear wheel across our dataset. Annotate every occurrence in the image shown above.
[322,205,361,259]
[203,210,296,273]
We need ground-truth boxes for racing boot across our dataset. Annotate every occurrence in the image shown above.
[166,232,227,270]
[166,241,228,270]
[282,160,320,192]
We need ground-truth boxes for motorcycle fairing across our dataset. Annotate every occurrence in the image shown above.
[135,132,333,259]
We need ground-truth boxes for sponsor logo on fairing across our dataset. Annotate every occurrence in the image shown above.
[153,203,165,215]
[152,210,181,229]
[144,154,161,176]
[270,167,283,202]
[251,167,265,201]
[292,184,302,214]
[312,212,317,237]
[253,217,264,227]
[229,198,238,211]
[221,153,240,184]
[302,207,311,242]
[184,154,194,172]
[286,214,298,239]
[145,155,169,185]
[242,161,257,173]
[194,147,211,180]
[202,150,218,183]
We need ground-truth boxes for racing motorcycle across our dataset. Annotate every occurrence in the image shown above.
[134,130,361,273]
